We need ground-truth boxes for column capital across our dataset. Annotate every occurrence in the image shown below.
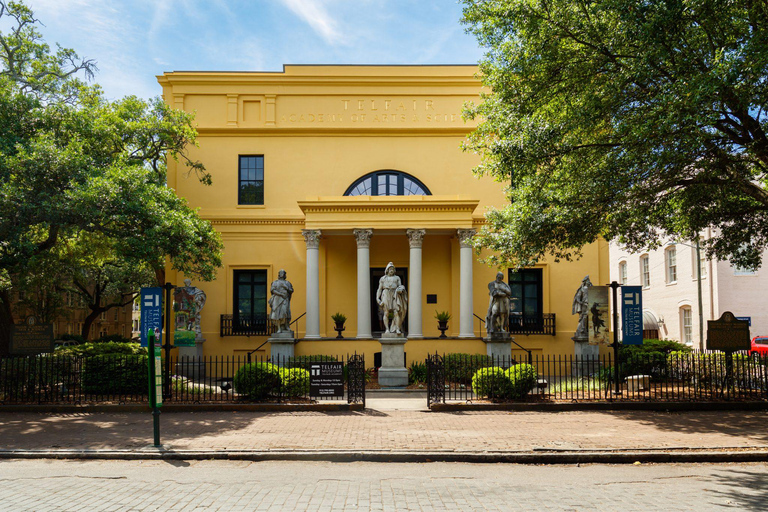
[457,228,477,249]
[353,228,373,248]
[302,229,321,249]
[406,229,426,248]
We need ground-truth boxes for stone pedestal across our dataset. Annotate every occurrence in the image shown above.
[176,337,205,379]
[572,337,600,377]
[269,331,296,366]
[378,333,408,387]
[484,332,513,367]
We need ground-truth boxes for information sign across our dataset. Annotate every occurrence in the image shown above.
[587,286,610,345]
[140,287,163,348]
[10,320,54,355]
[309,362,344,398]
[621,286,643,345]
[707,311,750,352]
[736,316,752,327]
[147,329,163,408]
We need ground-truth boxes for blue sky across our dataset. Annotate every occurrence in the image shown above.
[17,0,484,100]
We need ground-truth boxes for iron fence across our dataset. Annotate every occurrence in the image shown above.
[426,351,768,406]
[0,353,365,405]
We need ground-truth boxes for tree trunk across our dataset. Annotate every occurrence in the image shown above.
[81,308,103,340]
[0,289,14,356]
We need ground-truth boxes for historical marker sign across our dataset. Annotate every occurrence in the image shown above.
[309,362,344,398]
[10,319,54,355]
[707,311,750,351]
[140,287,163,348]
[621,286,643,345]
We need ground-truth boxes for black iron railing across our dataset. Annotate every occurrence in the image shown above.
[426,351,768,406]
[220,314,273,337]
[508,313,556,335]
[0,353,365,404]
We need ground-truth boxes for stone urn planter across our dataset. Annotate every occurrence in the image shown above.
[435,311,451,339]
[332,312,346,339]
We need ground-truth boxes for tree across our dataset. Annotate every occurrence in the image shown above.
[0,1,223,351]
[461,0,768,269]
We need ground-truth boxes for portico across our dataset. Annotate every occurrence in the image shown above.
[298,195,479,339]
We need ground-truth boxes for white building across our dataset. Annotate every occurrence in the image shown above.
[610,234,767,348]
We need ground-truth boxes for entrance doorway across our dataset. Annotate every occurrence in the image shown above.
[370,266,408,337]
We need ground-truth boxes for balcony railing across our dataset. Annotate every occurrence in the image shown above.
[507,313,556,336]
[220,314,273,337]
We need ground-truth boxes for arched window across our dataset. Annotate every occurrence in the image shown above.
[344,170,431,196]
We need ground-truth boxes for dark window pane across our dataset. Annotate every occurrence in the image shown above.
[238,155,265,205]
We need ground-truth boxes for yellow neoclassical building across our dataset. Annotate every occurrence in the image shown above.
[158,65,609,363]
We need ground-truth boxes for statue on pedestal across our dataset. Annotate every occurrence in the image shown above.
[486,271,512,334]
[269,269,294,334]
[376,262,408,335]
[572,275,593,339]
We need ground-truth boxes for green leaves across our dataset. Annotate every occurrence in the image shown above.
[462,0,768,268]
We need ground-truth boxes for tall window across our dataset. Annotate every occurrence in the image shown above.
[665,246,677,283]
[238,155,264,205]
[508,268,543,320]
[619,261,628,285]
[345,170,430,196]
[681,307,693,345]
[234,270,268,329]
[640,255,650,288]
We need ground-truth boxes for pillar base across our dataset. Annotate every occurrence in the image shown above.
[176,338,205,379]
[572,336,600,377]
[270,332,296,365]
[378,335,408,387]
[484,333,513,366]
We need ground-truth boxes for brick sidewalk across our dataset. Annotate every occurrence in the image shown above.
[2,408,768,452]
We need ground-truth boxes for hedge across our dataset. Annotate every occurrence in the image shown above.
[233,362,282,401]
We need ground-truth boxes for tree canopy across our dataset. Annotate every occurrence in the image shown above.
[461,0,768,269]
[0,1,222,349]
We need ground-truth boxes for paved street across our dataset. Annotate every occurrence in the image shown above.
[1,407,768,453]
[0,460,766,511]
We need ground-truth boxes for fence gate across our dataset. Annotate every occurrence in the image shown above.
[347,354,365,406]
[426,353,445,408]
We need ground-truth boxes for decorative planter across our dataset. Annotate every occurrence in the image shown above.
[334,321,346,339]
[437,320,448,339]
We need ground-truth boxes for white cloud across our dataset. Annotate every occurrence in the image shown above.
[280,0,347,46]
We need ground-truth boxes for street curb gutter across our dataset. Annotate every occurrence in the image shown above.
[1,449,767,464]
[429,401,768,412]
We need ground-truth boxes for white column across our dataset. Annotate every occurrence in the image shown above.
[407,229,425,339]
[354,229,373,339]
[302,229,321,339]
[457,229,476,338]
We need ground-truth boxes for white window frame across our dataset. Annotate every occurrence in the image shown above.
[681,307,693,345]
[640,255,650,288]
[619,261,628,285]
[665,246,677,284]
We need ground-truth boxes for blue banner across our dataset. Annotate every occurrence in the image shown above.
[621,286,643,345]
[140,287,163,348]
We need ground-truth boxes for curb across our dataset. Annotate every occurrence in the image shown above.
[1,448,767,464]
[0,403,364,413]
[429,401,768,412]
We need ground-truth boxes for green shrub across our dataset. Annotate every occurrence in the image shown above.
[506,364,537,399]
[233,362,281,401]
[471,367,513,400]
[445,353,493,385]
[82,355,147,395]
[95,334,133,344]
[408,362,427,385]
[279,367,310,397]
[55,341,146,357]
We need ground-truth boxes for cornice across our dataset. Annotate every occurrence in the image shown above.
[195,127,473,137]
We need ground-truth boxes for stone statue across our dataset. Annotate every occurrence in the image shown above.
[486,271,512,334]
[269,269,294,334]
[572,275,593,339]
[376,262,408,335]
[174,279,207,336]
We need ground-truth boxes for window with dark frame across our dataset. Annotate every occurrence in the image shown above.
[507,268,543,331]
[238,155,264,205]
[345,170,430,196]
[233,270,268,332]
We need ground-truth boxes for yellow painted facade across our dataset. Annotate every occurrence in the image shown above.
[158,65,610,363]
